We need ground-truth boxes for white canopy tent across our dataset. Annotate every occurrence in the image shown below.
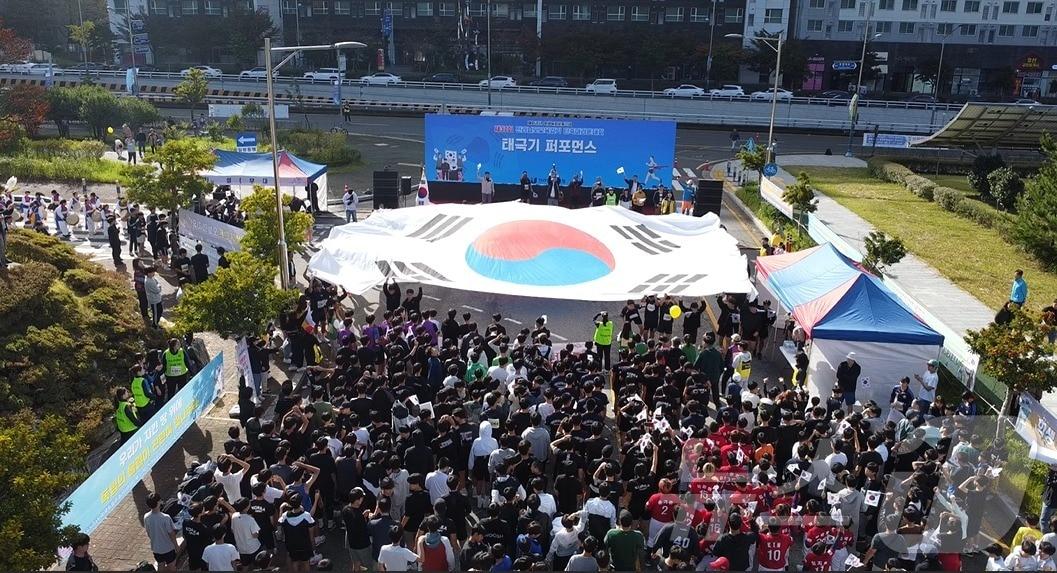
[199,150,331,211]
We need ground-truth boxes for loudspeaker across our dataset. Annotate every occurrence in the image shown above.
[693,180,723,217]
[373,171,400,209]
[400,176,413,196]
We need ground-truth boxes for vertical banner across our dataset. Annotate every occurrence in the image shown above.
[1016,393,1057,464]
[60,353,225,534]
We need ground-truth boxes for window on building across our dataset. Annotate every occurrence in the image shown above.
[875,20,892,31]
[310,0,327,13]
[631,5,648,20]
[960,23,975,33]
[747,12,754,25]
[663,6,683,21]
[724,7,744,22]
[1026,0,1042,11]
[940,0,956,9]
[413,0,430,14]
[522,2,535,16]
[763,7,783,22]
[963,0,979,9]
[365,1,381,14]
[236,0,252,9]
[573,3,590,19]
[840,0,855,8]
[1002,1,1017,11]
[492,2,509,16]
[113,0,128,9]
[901,0,917,9]
[998,23,1014,34]
[468,2,485,15]
[809,0,825,7]
[149,0,167,14]
[689,6,708,21]
[181,0,198,14]
[878,0,894,8]
[1023,24,1039,35]
[606,4,624,19]
[205,0,222,12]
[281,0,296,12]
[898,20,915,32]
[807,18,823,30]
[838,19,854,30]
[548,4,566,19]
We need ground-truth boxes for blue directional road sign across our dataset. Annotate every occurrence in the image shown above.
[235,132,258,153]
[763,163,778,177]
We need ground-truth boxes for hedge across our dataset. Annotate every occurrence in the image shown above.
[867,157,914,185]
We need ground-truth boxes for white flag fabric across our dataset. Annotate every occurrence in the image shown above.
[308,202,752,301]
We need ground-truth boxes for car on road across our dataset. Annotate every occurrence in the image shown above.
[239,67,277,80]
[663,84,706,97]
[24,63,61,75]
[303,68,342,81]
[709,84,745,97]
[1014,98,1041,105]
[426,72,459,83]
[529,76,568,88]
[65,62,107,76]
[0,61,30,73]
[359,72,402,86]
[819,90,851,100]
[181,65,222,78]
[585,78,618,94]
[906,93,937,104]
[750,88,794,101]
[479,76,517,89]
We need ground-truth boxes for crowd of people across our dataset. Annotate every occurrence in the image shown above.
[84,268,1038,573]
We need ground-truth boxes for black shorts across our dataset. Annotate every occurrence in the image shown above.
[240,550,261,565]
[187,556,207,571]
[288,548,314,562]
[472,456,489,480]
[154,550,177,565]
[658,320,673,334]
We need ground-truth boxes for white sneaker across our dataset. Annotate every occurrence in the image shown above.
[313,535,326,547]
[309,553,323,565]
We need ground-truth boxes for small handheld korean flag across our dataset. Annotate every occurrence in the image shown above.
[864,490,882,507]
[616,166,625,175]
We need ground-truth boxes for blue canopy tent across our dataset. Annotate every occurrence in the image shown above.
[200,149,331,211]
[756,244,943,407]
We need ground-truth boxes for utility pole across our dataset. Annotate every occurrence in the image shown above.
[535,0,542,77]
[705,0,719,89]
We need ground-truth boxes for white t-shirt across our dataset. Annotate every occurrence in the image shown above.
[214,469,245,502]
[918,370,939,402]
[230,512,261,555]
[378,543,419,571]
[202,542,240,571]
[425,470,451,504]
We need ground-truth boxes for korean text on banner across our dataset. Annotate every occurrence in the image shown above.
[1016,393,1057,464]
[61,353,225,535]
[178,209,246,253]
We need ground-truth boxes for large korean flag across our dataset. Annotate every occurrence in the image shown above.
[308,203,752,301]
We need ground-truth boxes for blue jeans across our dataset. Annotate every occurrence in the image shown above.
[251,370,263,398]
[345,210,357,223]
[1043,505,1056,533]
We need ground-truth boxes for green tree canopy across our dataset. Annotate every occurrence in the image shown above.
[0,412,87,571]
[240,185,314,264]
[737,145,766,174]
[988,167,1025,212]
[966,306,1057,415]
[77,85,122,140]
[175,68,209,121]
[173,251,298,338]
[782,171,818,214]
[1013,136,1057,270]
[743,33,809,89]
[226,8,277,67]
[862,230,907,275]
[117,96,161,129]
[123,138,216,222]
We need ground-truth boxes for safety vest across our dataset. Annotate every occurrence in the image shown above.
[130,376,150,408]
[792,366,806,387]
[115,401,138,433]
[164,349,188,377]
[593,321,614,346]
[759,246,769,257]
[735,357,752,380]
[605,192,618,206]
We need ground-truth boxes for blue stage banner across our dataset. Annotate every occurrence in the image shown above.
[61,353,225,534]
[423,115,676,187]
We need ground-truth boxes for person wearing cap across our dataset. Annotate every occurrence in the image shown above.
[914,359,939,411]
[836,352,861,413]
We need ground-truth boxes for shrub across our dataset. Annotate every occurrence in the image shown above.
[952,198,1016,236]
[988,167,1025,212]
[867,158,914,185]
[23,138,107,161]
[903,174,937,201]
[968,153,1006,204]
[277,128,361,167]
[62,267,110,294]
[0,117,26,154]
[933,186,964,212]
[5,228,85,272]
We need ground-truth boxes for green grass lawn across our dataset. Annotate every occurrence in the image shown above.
[790,166,1057,310]
[922,174,974,195]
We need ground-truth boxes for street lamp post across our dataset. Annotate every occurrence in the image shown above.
[487,0,492,107]
[265,38,365,289]
[845,30,882,156]
[704,0,719,89]
[535,0,542,77]
[726,33,782,165]
[930,24,963,128]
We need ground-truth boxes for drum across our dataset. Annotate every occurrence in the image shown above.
[90,210,103,222]
[11,210,22,222]
[65,212,80,226]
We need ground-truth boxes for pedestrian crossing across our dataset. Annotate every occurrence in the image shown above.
[670,166,700,194]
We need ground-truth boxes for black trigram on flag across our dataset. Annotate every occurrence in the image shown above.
[376,261,451,282]
[630,273,709,295]
[610,224,680,255]
[406,213,472,242]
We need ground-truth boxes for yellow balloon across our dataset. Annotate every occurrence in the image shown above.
[669,305,682,319]
[107,126,114,134]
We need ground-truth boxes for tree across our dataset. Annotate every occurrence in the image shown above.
[46,87,82,138]
[173,251,297,338]
[0,18,31,65]
[117,96,161,129]
[1013,135,1057,270]
[0,412,87,571]
[240,185,314,265]
[67,20,97,66]
[175,68,209,121]
[241,102,265,134]
[968,153,1006,204]
[77,85,122,140]
[737,145,766,176]
[966,306,1057,417]
[123,138,216,226]
[988,167,1025,212]
[862,231,907,275]
[782,171,818,214]
[743,33,809,89]
[226,8,277,68]
[913,55,953,94]
[0,84,49,136]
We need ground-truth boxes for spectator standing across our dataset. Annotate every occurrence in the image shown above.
[836,352,861,413]
[64,533,99,572]
[142,492,179,572]
[1012,269,1029,306]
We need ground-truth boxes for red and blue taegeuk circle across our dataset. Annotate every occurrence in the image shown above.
[465,220,615,286]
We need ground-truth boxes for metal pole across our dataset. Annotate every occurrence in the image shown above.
[766,34,782,165]
[77,0,89,69]
[705,0,718,89]
[127,6,135,68]
[487,0,492,107]
[265,37,291,289]
[847,20,870,156]
[535,0,542,77]
[930,38,946,129]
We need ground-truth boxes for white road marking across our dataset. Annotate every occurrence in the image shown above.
[503,318,523,325]
[551,333,568,341]
[683,167,696,178]
[423,294,442,301]
[398,162,423,168]
[671,167,681,178]
[462,304,484,312]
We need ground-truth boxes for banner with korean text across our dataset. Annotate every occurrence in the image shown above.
[423,114,675,186]
[60,353,225,534]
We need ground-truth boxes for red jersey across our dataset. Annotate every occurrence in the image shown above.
[755,532,793,570]
[803,549,835,571]
[645,492,681,523]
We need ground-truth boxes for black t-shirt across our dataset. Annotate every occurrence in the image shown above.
[281,509,315,554]
[554,474,583,515]
[342,504,371,549]
[711,531,758,571]
[182,519,210,562]
[655,522,700,559]
[65,553,99,572]
[403,490,431,531]
[190,253,209,281]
